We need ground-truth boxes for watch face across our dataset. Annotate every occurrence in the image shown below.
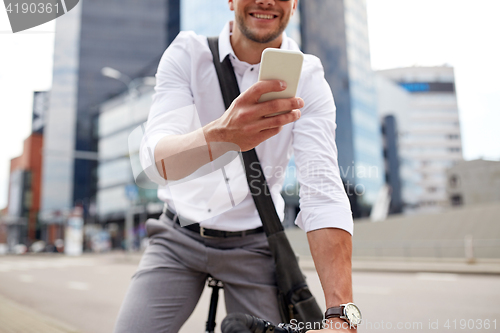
[344,303,362,326]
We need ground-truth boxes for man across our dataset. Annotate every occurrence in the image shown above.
[113,0,358,332]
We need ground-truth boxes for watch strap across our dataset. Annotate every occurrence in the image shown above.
[324,306,344,319]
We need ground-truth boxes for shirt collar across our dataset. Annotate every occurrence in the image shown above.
[218,21,289,64]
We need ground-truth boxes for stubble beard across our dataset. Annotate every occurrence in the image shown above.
[235,11,290,44]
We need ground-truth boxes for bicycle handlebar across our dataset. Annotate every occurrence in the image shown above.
[221,313,303,333]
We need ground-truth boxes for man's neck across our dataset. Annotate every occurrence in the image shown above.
[230,27,282,65]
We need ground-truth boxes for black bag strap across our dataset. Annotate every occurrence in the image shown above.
[207,36,284,236]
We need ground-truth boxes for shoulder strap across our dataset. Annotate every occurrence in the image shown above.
[207,36,284,236]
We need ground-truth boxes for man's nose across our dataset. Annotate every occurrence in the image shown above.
[256,0,275,6]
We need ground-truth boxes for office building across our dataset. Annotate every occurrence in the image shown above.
[447,159,500,207]
[300,0,384,217]
[378,66,463,211]
[41,0,179,224]
[376,75,422,213]
[96,85,162,224]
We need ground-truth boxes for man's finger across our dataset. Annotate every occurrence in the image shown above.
[258,109,301,130]
[255,98,304,118]
[242,79,287,103]
[255,126,283,142]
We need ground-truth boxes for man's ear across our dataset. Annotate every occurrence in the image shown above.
[228,0,234,11]
[292,0,298,15]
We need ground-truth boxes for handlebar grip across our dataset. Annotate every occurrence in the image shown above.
[221,320,252,333]
[221,313,296,333]
[221,313,261,333]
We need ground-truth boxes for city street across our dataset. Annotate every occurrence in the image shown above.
[0,253,499,332]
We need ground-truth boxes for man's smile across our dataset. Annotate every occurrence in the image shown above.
[249,13,278,20]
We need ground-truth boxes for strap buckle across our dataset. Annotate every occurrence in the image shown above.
[199,226,215,238]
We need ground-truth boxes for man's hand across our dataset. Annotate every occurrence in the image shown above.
[204,79,303,152]
[308,318,357,332]
[154,80,303,180]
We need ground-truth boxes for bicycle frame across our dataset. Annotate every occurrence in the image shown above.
[206,276,224,333]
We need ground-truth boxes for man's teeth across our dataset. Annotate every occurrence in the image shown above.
[253,14,274,19]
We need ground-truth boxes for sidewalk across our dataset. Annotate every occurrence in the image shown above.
[0,294,80,333]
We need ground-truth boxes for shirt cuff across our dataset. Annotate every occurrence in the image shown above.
[139,132,169,186]
[295,206,354,235]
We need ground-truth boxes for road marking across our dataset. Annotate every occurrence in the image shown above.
[416,272,459,281]
[353,285,391,295]
[19,274,34,283]
[67,281,90,291]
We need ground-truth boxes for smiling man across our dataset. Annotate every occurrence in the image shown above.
[113,1,358,332]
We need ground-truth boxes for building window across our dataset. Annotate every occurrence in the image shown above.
[451,195,463,206]
[449,175,460,188]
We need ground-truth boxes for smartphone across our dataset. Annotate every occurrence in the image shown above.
[258,48,304,117]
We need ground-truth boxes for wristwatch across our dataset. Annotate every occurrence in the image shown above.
[325,303,362,327]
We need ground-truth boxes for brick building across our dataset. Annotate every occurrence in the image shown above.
[6,133,44,245]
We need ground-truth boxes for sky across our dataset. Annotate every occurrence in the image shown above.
[0,0,499,209]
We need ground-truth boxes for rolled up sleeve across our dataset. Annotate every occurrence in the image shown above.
[292,56,353,235]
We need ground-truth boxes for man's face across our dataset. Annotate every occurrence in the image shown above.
[229,0,297,44]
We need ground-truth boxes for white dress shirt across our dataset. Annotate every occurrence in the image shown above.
[140,21,353,235]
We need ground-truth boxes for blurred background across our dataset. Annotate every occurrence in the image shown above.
[0,0,499,332]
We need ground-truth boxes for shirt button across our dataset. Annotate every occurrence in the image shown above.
[250,68,254,71]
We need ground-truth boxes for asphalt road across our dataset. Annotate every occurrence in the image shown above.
[0,253,499,333]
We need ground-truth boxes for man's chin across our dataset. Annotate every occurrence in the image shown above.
[243,29,283,44]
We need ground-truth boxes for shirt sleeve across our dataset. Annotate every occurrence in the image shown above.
[292,55,354,235]
[139,32,198,185]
